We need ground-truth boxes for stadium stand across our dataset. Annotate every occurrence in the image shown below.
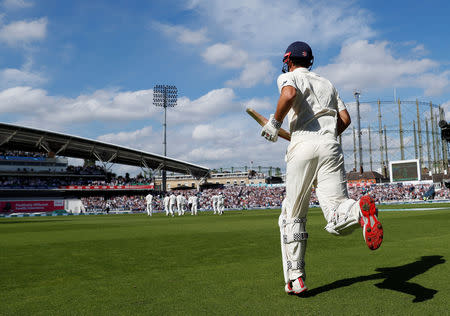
[0,122,209,215]
[1,150,449,214]
[1,124,449,216]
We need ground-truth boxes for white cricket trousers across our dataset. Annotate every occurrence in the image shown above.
[285,133,349,220]
[217,203,224,215]
[177,202,183,215]
[164,204,169,215]
[169,203,176,216]
[280,133,353,282]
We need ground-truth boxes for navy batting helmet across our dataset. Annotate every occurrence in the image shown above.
[282,41,314,73]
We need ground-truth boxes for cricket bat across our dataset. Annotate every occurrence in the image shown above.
[246,108,291,141]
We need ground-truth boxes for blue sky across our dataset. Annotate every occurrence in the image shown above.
[1,0,449,174]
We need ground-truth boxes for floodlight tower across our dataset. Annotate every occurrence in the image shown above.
[153,85,178,192]
[354,90,363,173]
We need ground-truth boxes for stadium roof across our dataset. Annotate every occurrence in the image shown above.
[0,122,210,178]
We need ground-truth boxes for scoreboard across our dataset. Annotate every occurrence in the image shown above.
[389,159,421,182]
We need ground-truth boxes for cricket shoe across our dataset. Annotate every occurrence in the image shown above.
[285,276,307,295]
[359,195,383,250]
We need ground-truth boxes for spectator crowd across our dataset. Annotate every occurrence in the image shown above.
[0,150,48,158]
[79,182,448,212]
[82,195,146,212]
[0,174,153,189]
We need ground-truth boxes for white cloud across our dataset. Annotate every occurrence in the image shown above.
[202,43,248,68]
[179,114,287,167]
[413,71,450,96]
[187,147,235,161]
[0,87,157,126]
[0,17,47,45]
[2,0,33,9]
[0,86,241,130]
[153,22,209,45]
[226,59,275,88]
[172,87,239,123]
[46,89,157,123]
[192,124,239,140]
[315,40,449,96]
[161,0,375,90]
[242,97,273,111]
[98,126,153,144]
[91,105,288,168]
[412,44,428,56]
[0,67,46,88]
[202,42,274,88]
[187,0,374,51]
[345,101,374,125]
[0,86,50,112]
[97,126,158,152]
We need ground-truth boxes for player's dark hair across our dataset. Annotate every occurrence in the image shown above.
[290,57,312,68]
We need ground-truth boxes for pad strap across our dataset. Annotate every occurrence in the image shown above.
[282,217,308,244]
[287,259,305,271]
[280,217,307,227]
[283,232,309,244]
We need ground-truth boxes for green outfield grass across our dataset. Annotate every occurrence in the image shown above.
[1,206,449,315]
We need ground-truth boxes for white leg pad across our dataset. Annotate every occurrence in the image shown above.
[279,207,308,282]
[279,213,289,283]
[324,199,360,235]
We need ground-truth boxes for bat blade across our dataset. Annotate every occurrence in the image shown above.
[246,108,291,141]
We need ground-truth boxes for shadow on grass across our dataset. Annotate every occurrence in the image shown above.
[303,255,445,303]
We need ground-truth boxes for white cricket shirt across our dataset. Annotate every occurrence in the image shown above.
[277,68,346,137]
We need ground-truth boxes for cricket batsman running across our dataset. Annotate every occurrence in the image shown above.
[260,41,383,295]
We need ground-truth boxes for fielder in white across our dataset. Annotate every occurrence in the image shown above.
[182,195,188,214]
[176,194,185,216]
[217,193,224,215]
[261,41,383,295]
[189,195,198,215]
[145,193,153,216]
[169,193,177,216]
[163,194,172,216]
[212,195,219,214]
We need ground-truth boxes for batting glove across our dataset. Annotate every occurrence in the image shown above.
[261,114,281,142]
